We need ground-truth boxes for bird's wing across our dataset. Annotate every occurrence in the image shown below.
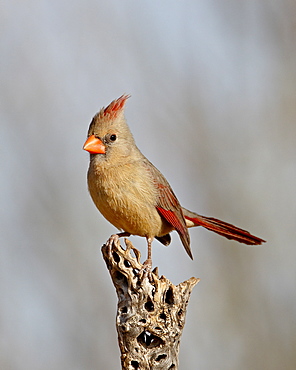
[143,160,193,259]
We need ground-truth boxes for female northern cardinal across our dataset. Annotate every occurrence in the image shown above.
[83,95,265,272]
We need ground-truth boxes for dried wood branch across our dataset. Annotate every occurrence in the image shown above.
[102,238,199,370]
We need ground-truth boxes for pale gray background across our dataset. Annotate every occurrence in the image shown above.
[1,1,295,369]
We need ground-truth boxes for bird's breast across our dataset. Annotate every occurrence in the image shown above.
[87,160,170,237]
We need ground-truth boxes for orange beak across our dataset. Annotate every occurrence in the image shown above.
[83,135,106,154]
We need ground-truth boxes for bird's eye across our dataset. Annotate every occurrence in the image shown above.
[110,134,117,142]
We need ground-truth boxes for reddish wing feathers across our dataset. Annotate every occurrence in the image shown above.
[143,160,193,259]
[156,208,184,233]
[156,207,192,259]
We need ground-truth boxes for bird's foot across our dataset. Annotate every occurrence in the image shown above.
[138,258,153,282]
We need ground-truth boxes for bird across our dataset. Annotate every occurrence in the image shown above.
[83,95,265,274]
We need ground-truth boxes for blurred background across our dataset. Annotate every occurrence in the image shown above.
[1,1,296,369]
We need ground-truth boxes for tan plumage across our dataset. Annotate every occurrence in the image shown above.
[83,95,265,270]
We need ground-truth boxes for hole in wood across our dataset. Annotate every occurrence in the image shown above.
[139,319,146,324]
[124,259,131,268]
[112,251,120,263]
[131,360,139,369]
[144,299,154,312]
[156,354,167,362]
[120,306,128,314]
[133,269,139,276]
[165,286,174,305]
[168,364,176,369]
[159,313,166,320]
[137,330,164,348]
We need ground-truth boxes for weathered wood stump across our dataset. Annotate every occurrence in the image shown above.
[102,238,199,370]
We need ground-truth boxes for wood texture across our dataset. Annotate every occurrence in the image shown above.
[102,238,199,369]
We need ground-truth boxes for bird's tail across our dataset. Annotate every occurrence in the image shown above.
[182,207,265,245]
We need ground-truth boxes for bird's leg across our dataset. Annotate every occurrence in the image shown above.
[139,237,153,281]
[106,232,131,257]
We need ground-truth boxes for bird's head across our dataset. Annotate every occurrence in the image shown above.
[83,95,138,165]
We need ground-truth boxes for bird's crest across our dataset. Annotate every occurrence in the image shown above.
[100,94,130,120]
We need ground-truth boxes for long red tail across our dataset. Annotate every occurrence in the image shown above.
[182,208,265,245]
